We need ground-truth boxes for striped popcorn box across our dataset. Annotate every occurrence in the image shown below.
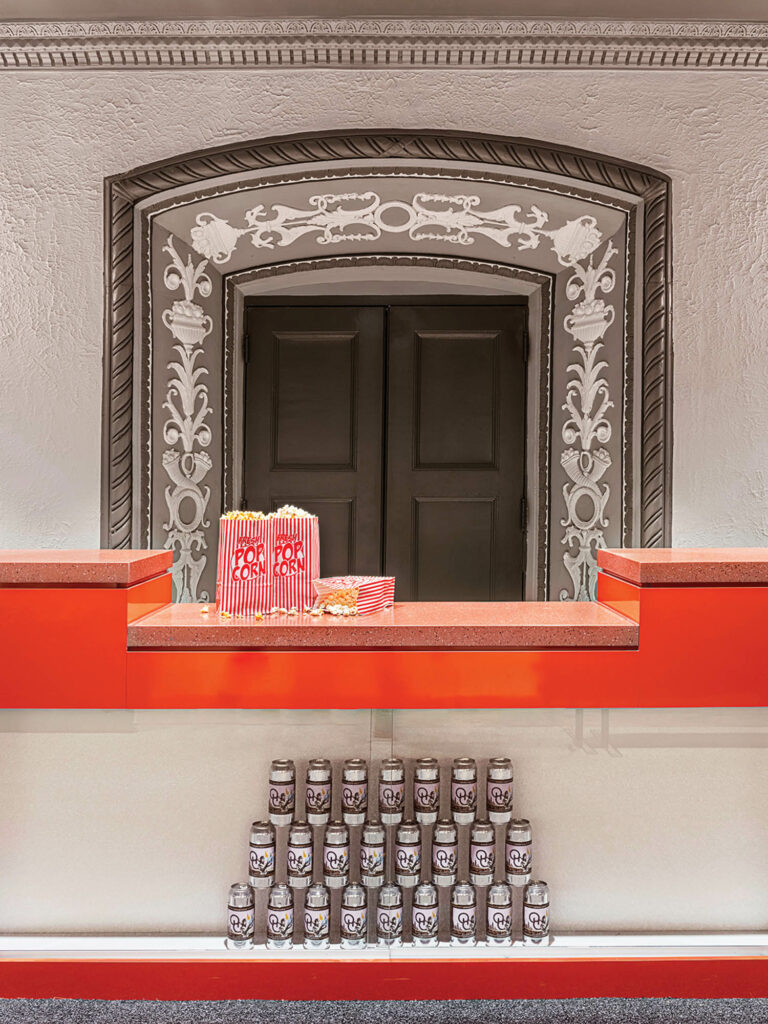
[313,575,395,616]
[216,512,320,616]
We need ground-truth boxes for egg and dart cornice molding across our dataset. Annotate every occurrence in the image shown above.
[1,18,768,70]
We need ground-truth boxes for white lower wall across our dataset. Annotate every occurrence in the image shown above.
[1,707,765,935]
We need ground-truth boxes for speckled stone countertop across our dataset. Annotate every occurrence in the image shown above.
[598,548,768,586]
[0,550,173,586]
[127,601,638,650]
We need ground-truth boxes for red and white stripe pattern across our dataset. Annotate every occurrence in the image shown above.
[313,575,395,615]
[216,515,320,616]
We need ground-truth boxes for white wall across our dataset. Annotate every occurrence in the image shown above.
[2,69,768,935]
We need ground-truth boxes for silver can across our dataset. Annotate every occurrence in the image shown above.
[248,820,276,889]
[379,758,405,826]
[486,881,513,946]
[323,820,350,888]
[469,819,495,886]
[269,758,296,827]
[226,882,254,949]
[432,819,458,886]
[451,757,477,825]
[413,757,441,825]
[287,820,313,889]
[486,757,514,823]
[450,881,477,946]
[266,883,294,950]
[305,758,332,827]
[376,883,403,947]
[360,820,386,888]
[394,819,422,888]
[505,818,532,887]
[304,883,330,949]
[523,880,551,945]
[341,758,368,827]
[412,882,439,947]
[340,883,368,949]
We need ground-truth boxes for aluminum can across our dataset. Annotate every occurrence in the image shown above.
[323,820,350,888]
[266,883,294,949]
[304,883,330,949]
[341,758,368,827]
[269,758,295,827]
[226,882,254,949]
[451,757,477,825]
[305,758,332,826]
[360,820,386,888]
[340,883,368,949]
[394,819,421,888]
[412,882,439,947]
[486,757,514,823]
[505,818,532,887]
[523,880,551,945]
[379,758,405,826]
[287,820,313,889]
[432,819,458,886]
[248,820,275,889]
[486,881,513,946]
[450,881,477,946]
[413,757,440,825]
[376,883,403,947]
[469,819,495,886]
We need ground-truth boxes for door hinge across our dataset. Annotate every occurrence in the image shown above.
[520,496,528,532]
[242,332,250,364]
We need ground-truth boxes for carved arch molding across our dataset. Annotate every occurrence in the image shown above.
[102,130,671,602]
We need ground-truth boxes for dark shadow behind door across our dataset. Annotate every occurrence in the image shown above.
[244,301,527,599]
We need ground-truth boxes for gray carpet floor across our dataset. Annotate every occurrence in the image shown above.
[2,1000,768,1023]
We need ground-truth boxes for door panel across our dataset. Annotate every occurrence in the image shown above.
[386,306,526,601]
[244,306,385,579]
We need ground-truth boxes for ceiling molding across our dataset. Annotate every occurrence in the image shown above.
[2,17,768,70]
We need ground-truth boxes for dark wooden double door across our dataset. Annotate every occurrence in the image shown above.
[243,302,527,600]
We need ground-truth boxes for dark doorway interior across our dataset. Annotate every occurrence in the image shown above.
[243,299,527,600]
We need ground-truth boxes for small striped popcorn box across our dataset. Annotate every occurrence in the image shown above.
[313,575,395,616]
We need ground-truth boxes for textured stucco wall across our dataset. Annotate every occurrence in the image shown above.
[1,70,768,547]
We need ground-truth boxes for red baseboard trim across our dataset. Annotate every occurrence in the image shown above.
[2,957,767,1001]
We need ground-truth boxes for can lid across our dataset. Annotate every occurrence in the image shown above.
[413,882,438,906]
[250,820,276,842]
[433,818,458,842]
[343,758,367,781]
[306,883,330,908]
[270,758,296,782]
[378,883,403,907]
[341,883,367,908]
[487,882,512,906]
[414,757,440,781]
[380,757,404,780]
[307,758,332,780]
[487,757,513,779]
[506,818,531,840]
[396,819,420,843]
[451,757,477,780]
[228,882,254,908]
[524,880,549,905]
[362,820,385,843]
[451,881,476,905]
[470,818,494,842]
[288,820,313,843]
[324,820,349,844]
[268,883,294,909]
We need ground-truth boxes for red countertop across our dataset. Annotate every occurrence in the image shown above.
[0,550,172,586]
[598,547,768,586]
[127,600,638,650]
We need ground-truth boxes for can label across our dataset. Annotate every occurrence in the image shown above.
[470,840,495,876]
[451,780,477,815]
[342,781,368,816]
[524,902,550,938]
[323,843,350,877]
[376,904,402,941]
[487,778,513,815]
[287,841,313,878]
[412,904,438,940]
[379,779,405,814]
[432,840,458,876]
[413,779,440,816]
[451,904,476,939]
[360,841,385,877]
[341,906,367,941]
[304,906,329,940]
[505,840,532,875]
[487,905,512,939]
[267,907,293,942]
[269,781,295,816]
[228,906,254,941]
[249,843,275,877]
[305,783,331,817]
[395,840,421,877]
